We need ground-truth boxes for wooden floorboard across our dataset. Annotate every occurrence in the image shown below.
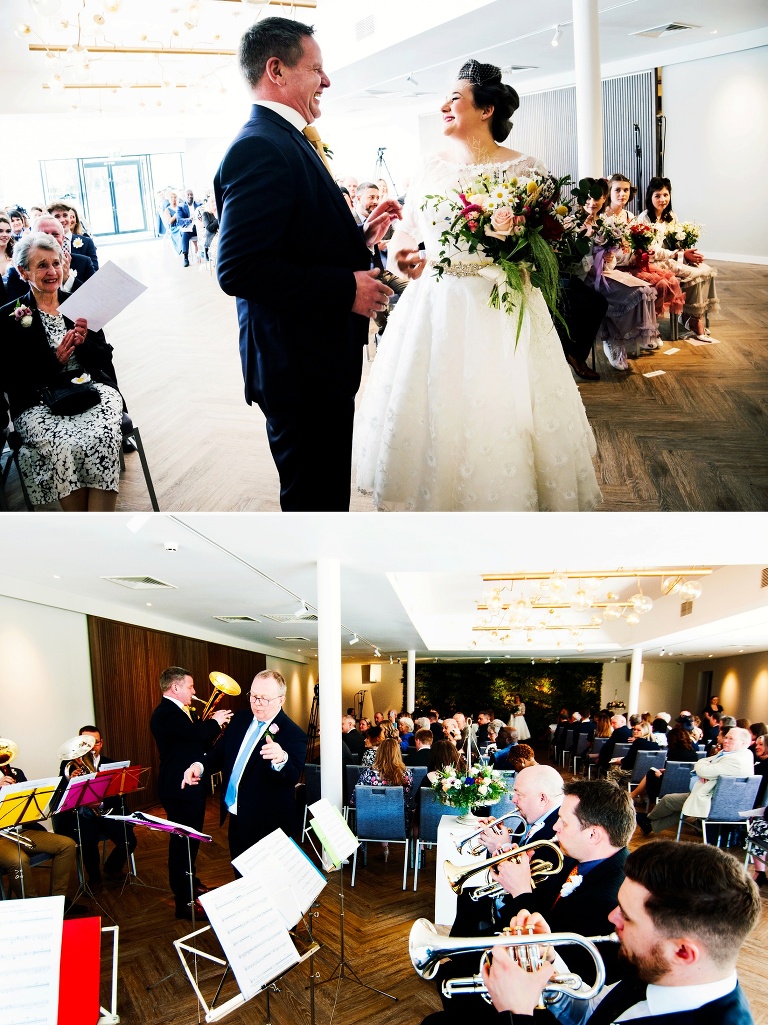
[14,750,767,1025]
[1,240,766,511]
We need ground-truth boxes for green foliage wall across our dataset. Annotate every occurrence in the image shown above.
[409,663,603,741]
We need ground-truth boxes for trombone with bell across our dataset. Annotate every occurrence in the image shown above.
[191,671,241,725]
[409,917,618,1003]
[452,810,525,856]
[445,839,564,900]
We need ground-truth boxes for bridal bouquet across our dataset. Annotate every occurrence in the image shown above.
[431,762,507,811]
[664,221,702,251]
[423,169,570,341]
[587,215,629,253]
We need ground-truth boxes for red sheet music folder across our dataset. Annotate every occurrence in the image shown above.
[58,916,101,1025]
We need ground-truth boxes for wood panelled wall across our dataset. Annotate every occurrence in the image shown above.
[87,617,266,809]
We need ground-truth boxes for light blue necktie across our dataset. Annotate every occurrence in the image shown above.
[225,720,264,810]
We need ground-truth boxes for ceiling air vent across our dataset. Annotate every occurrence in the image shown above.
[275,636,311,642]
[355,15,374,42]
[680,600,693,617]
[262,612,319,624]
[761,567,768,588]
[633,23,699,39]
[214,615,262,625]
[102,575,177,589]
[503,66,538,73]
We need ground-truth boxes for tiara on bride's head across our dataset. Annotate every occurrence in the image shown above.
[458,60,502,86]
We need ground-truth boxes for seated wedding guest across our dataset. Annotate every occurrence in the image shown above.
[350,737,414,821]
[701,708,721,749]
[597,713,632,773]
[651,715,669,746]
[750,722,768,759]
[361,724,383,766]
[0,214,13,279]
[511,742,536,771]
[492,727,520,770]
[54,725,137,884]
[607,719,659,785]
[426,739,466,784]
[637,726,753,835]
[603,172,685,324]
[632,721,701,812]
[398,715,415,752]
[341,714,365,757]
[0,232,123,511]
[635,175,718,336]
[201,194,219,261]
[47,200,98,271]
[579,178,658,372]
[0,752,79,906]
[442,717,463,748]
[483,840,760,1025]
[404,728,433,766]
[5,215,94,301]
[428,709,444,743]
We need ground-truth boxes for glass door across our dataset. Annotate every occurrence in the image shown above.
[82,159,148,236]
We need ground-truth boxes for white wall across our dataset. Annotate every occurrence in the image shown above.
[0,594,95,782]
[601,660,684,719]
[663,45,768,262]
[266,655,317,732]
[341,662,403,720]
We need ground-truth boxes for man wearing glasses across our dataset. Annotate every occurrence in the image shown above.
[184,669,307,863]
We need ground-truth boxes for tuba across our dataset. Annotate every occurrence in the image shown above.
[444,838,564,900]
[409,917,617,1004]
[57,734,97,779]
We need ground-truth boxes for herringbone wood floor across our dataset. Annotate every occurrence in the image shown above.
[2,240,765,511]
[20,758,768,1025]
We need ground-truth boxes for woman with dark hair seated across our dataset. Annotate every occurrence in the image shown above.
[426,739,466,784]
[635,175,718,337]
[361,724,383,767]
[0,232,123,511]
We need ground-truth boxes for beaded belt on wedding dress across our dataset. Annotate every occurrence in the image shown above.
[429,257,494,277]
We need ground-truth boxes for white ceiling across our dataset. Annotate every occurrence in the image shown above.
[1,512,767,666]
[1,0,766,121]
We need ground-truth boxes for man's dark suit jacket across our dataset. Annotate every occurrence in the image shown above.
[207,707,306,841]
[598,724,633,769]
[0,290,120,423]
[404,747,433,767]
[343,728,365,757]
[4,253,94,303]
[149,698,222,810]
[71,232,98,271]
[214,104,373,511]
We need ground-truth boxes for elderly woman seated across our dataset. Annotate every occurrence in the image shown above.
[0,232,123,511]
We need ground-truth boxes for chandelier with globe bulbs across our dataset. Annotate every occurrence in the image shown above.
[469,567,710,652]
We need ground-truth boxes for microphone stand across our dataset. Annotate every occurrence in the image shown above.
[634,124,643,216]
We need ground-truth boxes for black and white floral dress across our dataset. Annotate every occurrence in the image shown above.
[15,311,122,504]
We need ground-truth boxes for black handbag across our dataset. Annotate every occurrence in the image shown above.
[41,378,101,416]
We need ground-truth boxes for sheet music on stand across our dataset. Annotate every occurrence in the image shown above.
[0,895,65,1025]
[101,810,211,841]
[0,775,62,829]
[231,828,326,928]
[52,770,115,815]
[308,798,359,867]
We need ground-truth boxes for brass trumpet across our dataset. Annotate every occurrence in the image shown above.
[409,917,618,1003]
[452,811,525,856]
[445,839,564,900]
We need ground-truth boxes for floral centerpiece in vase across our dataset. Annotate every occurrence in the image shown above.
[430,762,508,825]
[423,169,570,343]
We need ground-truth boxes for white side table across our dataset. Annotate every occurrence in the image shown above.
[435,816,487,926]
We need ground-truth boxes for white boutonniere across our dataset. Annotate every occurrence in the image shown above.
[72,237,83,248]
[559,874,583,898]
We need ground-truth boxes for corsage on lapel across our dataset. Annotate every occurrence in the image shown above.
[10,301,33,328]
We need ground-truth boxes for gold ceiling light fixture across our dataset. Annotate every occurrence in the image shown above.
[473,567,711,646]
[31,43,237,56]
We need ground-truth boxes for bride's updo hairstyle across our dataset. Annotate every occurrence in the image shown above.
[458,59,520,142]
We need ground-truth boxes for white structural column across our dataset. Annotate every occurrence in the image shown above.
[572,0,603,178]
[406,650,416,711]
[628,646,643,716]
[317,557,343,811]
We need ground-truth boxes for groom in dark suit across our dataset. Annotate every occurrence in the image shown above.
[215,17,400,511]
[183,670,306,863]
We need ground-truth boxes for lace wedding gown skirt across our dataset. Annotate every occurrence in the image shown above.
[353,154,602,511]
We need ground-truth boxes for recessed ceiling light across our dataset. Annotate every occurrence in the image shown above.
[53,574,61,579]
[146,602,152,607]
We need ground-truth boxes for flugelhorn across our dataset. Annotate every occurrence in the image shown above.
[409,917,617,1003]
[444,838,563,900]
[199,671,241,720]
[57,734,97,779]
[453,810,525,856]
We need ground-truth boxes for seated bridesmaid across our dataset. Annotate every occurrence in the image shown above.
[579,178,658,371]
[634,176,718,336]
[606,173,685,322]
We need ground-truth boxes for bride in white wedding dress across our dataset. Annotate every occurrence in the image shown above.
[353,60,602,512]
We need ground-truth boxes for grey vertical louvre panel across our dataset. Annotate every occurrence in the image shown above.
[511,71,655,216]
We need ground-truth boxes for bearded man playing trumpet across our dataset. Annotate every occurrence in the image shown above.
[0,742,79,907]
[483,841,759,1025]
[429,781,635,1024]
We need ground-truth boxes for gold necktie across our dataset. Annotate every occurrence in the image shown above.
[303,124,334,177]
